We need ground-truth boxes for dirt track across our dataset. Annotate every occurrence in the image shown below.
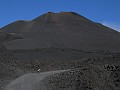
[5,70,68,90]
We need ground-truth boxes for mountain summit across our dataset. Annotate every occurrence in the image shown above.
[33,12,91,23]
[1,12,120,51]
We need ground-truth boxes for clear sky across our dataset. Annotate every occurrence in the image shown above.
[0,0,120,31]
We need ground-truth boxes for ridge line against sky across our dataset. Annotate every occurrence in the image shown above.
[101,22,120,32]
[0,0,120,31]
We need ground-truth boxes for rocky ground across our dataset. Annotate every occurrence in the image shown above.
[0,49,120,90]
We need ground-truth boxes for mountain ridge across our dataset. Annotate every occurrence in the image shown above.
[0,12,120,51]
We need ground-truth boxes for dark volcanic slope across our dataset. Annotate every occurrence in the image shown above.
[1,12,120,51]
[0,30,22,51]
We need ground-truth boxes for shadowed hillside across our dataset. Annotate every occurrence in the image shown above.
[1,12,120,51]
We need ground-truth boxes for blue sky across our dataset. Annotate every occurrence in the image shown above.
[0,0,120,31]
